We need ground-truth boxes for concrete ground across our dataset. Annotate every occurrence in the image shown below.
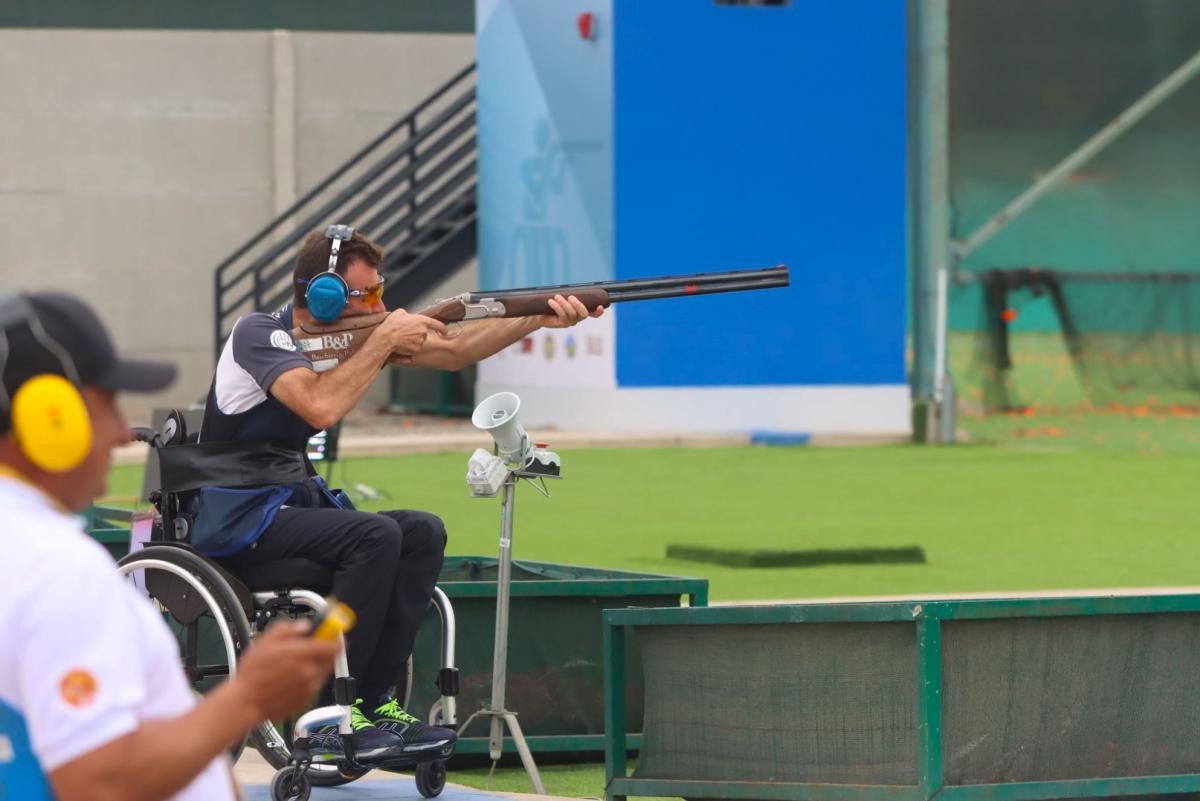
[235,749,573,801]
[113,407,906,466]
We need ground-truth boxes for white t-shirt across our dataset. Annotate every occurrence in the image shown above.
[0,476,238,801]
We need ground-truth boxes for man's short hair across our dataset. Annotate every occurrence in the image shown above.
[292,230,385,310]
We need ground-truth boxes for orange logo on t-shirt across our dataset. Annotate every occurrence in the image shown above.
[59,669,98,707]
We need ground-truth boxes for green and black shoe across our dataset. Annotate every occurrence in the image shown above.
[310,700,414,762]
[371,698,457,757]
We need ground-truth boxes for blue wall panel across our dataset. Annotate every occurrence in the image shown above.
[612,1,907,387]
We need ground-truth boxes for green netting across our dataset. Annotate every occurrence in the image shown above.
[944,1,1200,447]
[942,614,1200,784]
[633,623,917,785]
[969,270,1200,412]
[950,0,1200,284]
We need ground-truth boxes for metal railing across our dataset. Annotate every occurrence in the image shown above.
[212,62,477,359]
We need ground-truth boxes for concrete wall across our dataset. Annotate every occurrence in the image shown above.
[0,28,474,422]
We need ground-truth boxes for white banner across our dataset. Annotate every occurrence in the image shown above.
[477,305,615,389]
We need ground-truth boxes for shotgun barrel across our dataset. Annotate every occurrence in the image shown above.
[469,264,789,302]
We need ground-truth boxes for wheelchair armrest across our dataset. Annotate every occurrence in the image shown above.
[130,426,164,448]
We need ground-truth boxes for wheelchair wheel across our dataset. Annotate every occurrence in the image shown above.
[269,768,311,801]
[117,545,253,762]
[416,761,447,798]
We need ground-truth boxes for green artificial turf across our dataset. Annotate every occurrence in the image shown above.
[106,444,1200,603]
[443,761,610,798]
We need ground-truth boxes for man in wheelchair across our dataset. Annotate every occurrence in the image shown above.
[0,292,341,801]
[195,226,600,762]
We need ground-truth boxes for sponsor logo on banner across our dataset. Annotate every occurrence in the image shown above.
[479,304,615,388]
[270,330,296,351]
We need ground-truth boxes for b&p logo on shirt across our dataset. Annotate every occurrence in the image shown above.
[59,669,98,708]
[270,330,296,351]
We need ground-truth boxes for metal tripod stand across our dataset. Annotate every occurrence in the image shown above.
[457,466,556,794]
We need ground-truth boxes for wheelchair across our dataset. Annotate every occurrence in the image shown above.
[117,412,460,801]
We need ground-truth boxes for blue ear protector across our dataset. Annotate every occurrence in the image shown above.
[303,224,356,323]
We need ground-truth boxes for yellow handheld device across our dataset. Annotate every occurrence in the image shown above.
[310,599,356,641]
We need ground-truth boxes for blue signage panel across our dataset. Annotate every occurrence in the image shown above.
[612,1,907,387]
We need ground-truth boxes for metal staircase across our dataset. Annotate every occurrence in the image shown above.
[212,63,477,359]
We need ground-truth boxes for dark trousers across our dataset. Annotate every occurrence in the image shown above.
[221,506,447,703]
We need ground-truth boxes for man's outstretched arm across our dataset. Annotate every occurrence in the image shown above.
[410,294,601,371]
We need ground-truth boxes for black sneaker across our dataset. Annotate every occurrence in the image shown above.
[371,698,457,757]
[309,700,412,762]
[305,729,344,764]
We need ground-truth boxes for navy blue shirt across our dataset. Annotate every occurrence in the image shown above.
[200,305,317,454]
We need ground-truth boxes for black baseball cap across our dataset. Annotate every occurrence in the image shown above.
[1,292,176,396]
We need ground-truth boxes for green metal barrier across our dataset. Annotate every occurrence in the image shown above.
[79,518,709,761]
[410,556,707,759]
[82,504,134,560]
[604,595,1200,801]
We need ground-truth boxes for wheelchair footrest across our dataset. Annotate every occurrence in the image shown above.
[369,746,457,770]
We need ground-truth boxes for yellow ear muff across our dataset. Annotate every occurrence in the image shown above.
[10,374,92,473]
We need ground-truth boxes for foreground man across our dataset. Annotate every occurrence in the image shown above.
[0,292,340,801]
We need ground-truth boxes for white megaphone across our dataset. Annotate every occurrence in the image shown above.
[472,392,532,468]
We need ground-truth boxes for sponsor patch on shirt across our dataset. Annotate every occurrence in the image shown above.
[295,333,355,353]
[59,669,98,708]
[294,336,323,353]
[270,330,296,351]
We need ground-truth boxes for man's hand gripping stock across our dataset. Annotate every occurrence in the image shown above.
[377,309,449,364]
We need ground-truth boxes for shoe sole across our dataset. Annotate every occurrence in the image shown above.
[365,740,456,766]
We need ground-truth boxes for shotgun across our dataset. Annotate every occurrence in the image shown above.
[289,264,789,371]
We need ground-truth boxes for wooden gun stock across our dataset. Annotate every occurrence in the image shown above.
[417,287,612,323]
[289,312,389,372]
